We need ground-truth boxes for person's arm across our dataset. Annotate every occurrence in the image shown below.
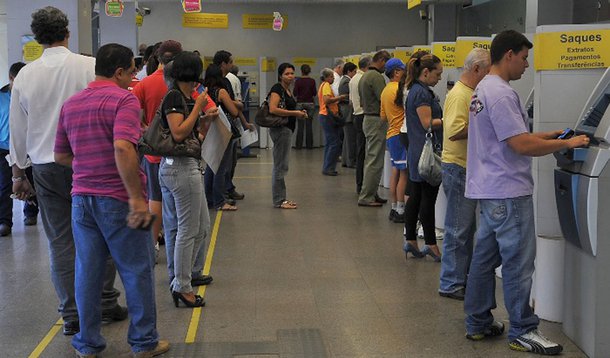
[166,91,207,142]
[415,106,442,130]
[114,139,152,229]
[323,94,345,105]
[237,111,255,131]
[373,74,386,102]
[269,91,306,118]
[8,85,30,170]
[446,97,469,141]
[54,152,73,167]
[219,89,240,118]
[233,99,244,111]
[533,130,564,140]
[506,133,589,157]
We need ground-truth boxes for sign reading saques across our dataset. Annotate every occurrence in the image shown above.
[534,30,610,71]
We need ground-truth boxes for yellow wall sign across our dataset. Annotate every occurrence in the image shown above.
[432,42,456,68]
[455,38,491,67]
[293,57,317,67]
[203,56,213,69]
[261,58,277,72]
[235,57,258,67]
[135,14,143,27]
[182,13,228,28]
[243,14,288,29]
[408,0,422,10]
[23,40,43,62]
[412,46,431,55]
[534,30,610,71]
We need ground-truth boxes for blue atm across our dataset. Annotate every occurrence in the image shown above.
[554,67,610,357]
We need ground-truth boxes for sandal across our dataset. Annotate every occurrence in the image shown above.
[217,203,237,211]
[275,200,297,209]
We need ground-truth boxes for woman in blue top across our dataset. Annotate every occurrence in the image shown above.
[402,51,444,261]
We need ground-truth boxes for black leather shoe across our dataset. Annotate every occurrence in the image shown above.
[24,216,37,226]
[322,171,338,176]
[63,320,79,335]
[0,224,11,237]
[439,288,465,301]
[374,195,387,204]
[191,275,213,286]
[101,304,128,323]
[228,190,245,200]
[225,198,237,206]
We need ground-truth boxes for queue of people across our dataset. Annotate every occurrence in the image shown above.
[1,6,591,357]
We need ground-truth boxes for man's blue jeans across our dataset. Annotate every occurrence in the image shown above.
[71,195,158,355]
[464,196,539,341]
[319,114,342,174]
[439,162,477,293]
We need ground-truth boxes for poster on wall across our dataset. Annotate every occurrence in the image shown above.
[182,0,202,13]
[182,13,229,28]
[21,35,43,62]
[105,0,124,17]
[243,14,288,29]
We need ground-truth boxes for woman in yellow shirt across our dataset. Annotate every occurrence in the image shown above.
[318,68,347,176]
[380,59,407,223]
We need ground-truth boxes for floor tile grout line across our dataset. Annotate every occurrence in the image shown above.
[185,210,222,343]
[27,318,63,358]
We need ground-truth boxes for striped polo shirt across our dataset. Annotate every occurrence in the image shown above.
[54,80,146,202]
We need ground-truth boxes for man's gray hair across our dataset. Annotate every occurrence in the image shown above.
[333,59,345,69]
[320,68,334,81]
[464,48,490,72]
[358,56,372,70]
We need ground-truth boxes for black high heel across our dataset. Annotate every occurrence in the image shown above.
[172,291,206,307]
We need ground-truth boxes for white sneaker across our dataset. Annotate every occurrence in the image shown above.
[417,222,424,239]
[436,228,444,240]
[154,242,160,265]
[509,329,563,355]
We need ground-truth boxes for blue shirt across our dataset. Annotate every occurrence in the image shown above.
[406,81,443,182]
[0,84,10,150]
[465,75,533,199]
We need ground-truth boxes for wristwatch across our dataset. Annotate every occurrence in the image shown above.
[11,176,26,183]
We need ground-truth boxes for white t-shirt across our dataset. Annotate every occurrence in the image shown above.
[226,72,242,101]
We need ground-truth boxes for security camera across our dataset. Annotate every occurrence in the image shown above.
[143,7,151,15]
[419,9,428,21]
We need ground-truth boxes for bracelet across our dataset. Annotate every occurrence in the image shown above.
[11,176,26,183]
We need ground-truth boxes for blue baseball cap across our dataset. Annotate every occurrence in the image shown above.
[385,58,405,77]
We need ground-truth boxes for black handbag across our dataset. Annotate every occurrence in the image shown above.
[138,90,202,159]
[254,90,288,128]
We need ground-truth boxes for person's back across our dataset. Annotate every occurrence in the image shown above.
[359,68,384,115]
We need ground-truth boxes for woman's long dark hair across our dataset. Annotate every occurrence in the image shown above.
[203,63,225,90]
[395,51,441,107]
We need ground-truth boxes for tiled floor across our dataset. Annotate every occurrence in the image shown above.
[0,148,587,357]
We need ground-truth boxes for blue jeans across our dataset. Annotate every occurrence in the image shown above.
[319,114,342,173]
[464,196,539,341]
[269,126,292,206]
[439,162,477,293]
[71,195,158,355]
[204,141,233,208]
[159,157,210,293]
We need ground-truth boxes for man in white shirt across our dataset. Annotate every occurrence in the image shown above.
[9,6,126,336]
[331,59,345,96]
[349,56,371,193]
[226,65,242,102]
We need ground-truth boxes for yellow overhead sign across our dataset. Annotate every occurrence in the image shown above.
[534,30,610,71]
[408,0,422,10]
[455,38,491,67]
[293,57,317,67]
[243,14,288,29]
[182,13,229,28]
[261,57,277,72]
[235,57,258,67]
[432,42,456,68]
[412,46,431,55]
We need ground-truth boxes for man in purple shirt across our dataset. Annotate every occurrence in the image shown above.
[54,44,168,358]
[464,30,589,356]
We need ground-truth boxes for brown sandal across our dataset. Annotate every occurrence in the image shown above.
[275,200,297,209]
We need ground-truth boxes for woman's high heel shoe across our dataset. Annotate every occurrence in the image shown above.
[421,246,442,262]
[172,291,206,307]
[403,241,425,259]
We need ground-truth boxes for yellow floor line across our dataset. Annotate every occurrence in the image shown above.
[185,210,223,343]
[28,319,63,358]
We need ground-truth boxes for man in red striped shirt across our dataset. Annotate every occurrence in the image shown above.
[54,43,168,358]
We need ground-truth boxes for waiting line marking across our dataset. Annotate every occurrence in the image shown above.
[28,319,63,358]
[185,210,222,343]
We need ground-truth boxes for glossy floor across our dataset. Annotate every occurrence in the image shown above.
[0,148,586,357]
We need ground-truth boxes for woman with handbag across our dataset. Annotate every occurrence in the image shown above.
[203,64,242,212]
[318,68,347,176]
[158,51,217,307]
[268,63,307,209]
[403,51,444,262]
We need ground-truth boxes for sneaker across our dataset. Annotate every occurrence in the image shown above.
[388,209,397,221]
[509,329,563,355]
[439,287,465,300]
[393,211,405,223]
[466,321,505,341]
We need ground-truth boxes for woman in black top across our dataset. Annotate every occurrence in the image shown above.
[268,63,307,209]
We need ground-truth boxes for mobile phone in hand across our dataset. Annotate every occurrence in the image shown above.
[558,128,575,140]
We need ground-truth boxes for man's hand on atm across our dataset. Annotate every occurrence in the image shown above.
[565,134,590,149]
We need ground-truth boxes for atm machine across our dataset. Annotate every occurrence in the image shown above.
[554,67,610,358]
